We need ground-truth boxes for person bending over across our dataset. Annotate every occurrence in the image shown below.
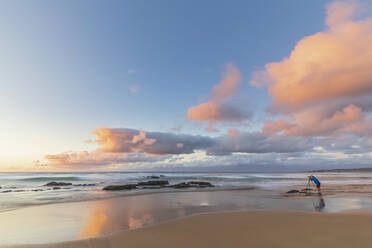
[308,175,321,193]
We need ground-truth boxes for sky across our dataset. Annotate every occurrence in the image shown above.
[1,0,372,172]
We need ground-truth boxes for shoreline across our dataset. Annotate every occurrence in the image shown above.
[6,210,372,248]
[3,185,372,246]
[0,185,259,214]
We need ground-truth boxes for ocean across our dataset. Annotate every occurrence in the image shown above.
[0,171,371,213]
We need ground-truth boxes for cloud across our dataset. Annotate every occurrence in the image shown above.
[44,125,372,170]
[93,127,312,155]
[45,127,317,167]
[263,104,363,137]
[208,132,311,155]
[250,1,372,137]
[92,128,215,155]
[228,128,240,138]
[252,1,372,111]
[45,151,165,167]
[187,63,250,132]
[129,85,140,93]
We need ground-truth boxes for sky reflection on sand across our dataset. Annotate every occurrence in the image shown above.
[2,190,372,245]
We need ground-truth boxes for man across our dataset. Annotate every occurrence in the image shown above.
[308,175,321,193]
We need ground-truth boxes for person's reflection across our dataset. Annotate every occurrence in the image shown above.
[313,195,326,212]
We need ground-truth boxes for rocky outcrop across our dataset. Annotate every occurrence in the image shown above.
[188,181,214,187]
[146,175,165,179]
[44,182,72,187]
[103,184,137,191]
[170,181,214,189]
[102,180,214,191]
[74,184,97,187]
[286,190,300,194]
[137,180,169,186]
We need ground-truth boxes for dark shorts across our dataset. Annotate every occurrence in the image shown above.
[316,183,321,188]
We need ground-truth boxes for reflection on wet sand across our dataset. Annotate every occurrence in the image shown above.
[79,213,108,238]
[78,195,159,238]
[0,190,331,245]
[313,195,326,212]
[79,200,109,239]
[128,214,153,229]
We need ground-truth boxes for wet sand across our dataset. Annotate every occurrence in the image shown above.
[2,187,372,247]
[1,189,312,245]
[6,210,372,248]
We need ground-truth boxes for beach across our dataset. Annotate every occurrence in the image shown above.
[5,210,372,248]
[2,172,372,247]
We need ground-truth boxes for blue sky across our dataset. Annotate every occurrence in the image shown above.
[1,0,372,171]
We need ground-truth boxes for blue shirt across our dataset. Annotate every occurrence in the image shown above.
[311,176,320,185]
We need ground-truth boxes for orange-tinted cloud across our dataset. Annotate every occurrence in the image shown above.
[251,1,372,111]
[228,128,240,138]
[45,150,162,167]
[187,63,250,132]
[92,128,214,155]
[251,1,372,137]
[263,104,363,137]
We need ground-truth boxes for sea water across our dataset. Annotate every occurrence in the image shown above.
[0,171,371,212]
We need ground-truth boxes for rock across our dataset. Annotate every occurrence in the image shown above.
[170,181,214,189]
[103,184,137,191]
[13,190,25,192]
[301,188,312,191]
[286,190,300,194]
[147,176,161,179]
[188,181,214,187]
[1,190,12,193]
[170,182,191,189]
[74,184,97,187]
[53,187,61,190]
[32,189,44,192]
[44,182,72,187]
[137,180,169,186]
[0,186,1,189]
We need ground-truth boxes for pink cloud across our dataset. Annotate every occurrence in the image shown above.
[228,128,240,138]
[187,63,249,132]
[250,1,372,138]
[45,151,165,167]
[251,1,372,111]
[264,105,363,137]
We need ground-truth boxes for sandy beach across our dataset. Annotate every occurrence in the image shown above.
[2,185,372,248]
[6,210,372,248]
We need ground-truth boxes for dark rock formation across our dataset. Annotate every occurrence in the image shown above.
[44,182,72,187]
[147,175,165,179]
[103,184,137,191]
[137,180,169,186]
[188,181,214,187]
[170,181,214,189]
[286,189,300,194]
[74,184,97,187]
[1,190,12,193]
[53,187,61,190]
